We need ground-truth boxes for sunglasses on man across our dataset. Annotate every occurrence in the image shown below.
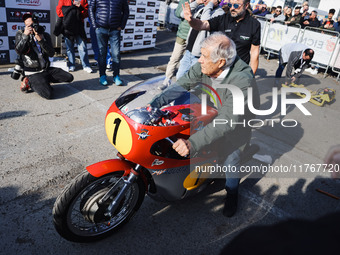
[227,3,243,9]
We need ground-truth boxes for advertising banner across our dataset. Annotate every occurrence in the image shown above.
[0,0,50,64]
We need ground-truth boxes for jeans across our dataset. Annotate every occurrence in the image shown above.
[64,35,90,68]
[95,27,121,77]
[89,23,112,65]
[223,149,242,194]
[275,63,287,78]
[28,67,74,99]
[176,50,199,80]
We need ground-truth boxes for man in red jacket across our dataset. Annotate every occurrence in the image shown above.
[56,0,93,73]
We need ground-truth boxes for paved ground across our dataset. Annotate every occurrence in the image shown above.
[1,29,340,255]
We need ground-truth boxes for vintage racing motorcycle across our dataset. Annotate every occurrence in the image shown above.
[52,76,258,242]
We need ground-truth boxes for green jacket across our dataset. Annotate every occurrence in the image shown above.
[175,0,191,40]
[177,57,260,157]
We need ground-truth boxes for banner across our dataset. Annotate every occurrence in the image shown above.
[298,28,340,67]
[0,0,50,64]
[262,22,300,51]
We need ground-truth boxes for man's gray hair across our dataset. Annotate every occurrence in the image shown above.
[201,32,237,68]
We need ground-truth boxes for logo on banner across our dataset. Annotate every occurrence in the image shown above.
[134,35,143,40]
[143,40,151,45]
[0,23,8,36]
[128,15,135,20]
[147,2,155,7]
[124,42,133,47]
[138,1,147,6]
[9,36,16,50]
[136,22,144,26]
[16,0,42,6]
[125,28,134,34]
[135,28,143,33]
[0,50,10,64]
[11,24,25,31]
[129,0,136,5]
[124,35,133,40]
[146,15,154,20]
[7,9,50,23]
[144,28,152,33]
[137,8,145,13]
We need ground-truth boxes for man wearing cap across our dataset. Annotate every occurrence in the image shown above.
[15,13,74,99]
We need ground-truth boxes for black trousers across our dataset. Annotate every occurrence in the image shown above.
[27,67,74,99]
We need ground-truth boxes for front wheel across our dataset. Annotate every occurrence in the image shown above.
[52,171,145,242]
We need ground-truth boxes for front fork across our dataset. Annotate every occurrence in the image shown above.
[101,164,143,218]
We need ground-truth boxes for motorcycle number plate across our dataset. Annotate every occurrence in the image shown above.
[105,112,133,155]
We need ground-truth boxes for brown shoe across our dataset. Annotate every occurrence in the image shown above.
[20,77,30,93]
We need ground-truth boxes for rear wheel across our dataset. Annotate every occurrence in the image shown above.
[52,171,145,242]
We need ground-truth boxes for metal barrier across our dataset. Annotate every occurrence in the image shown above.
[257,17,340,80]
[262,21,301,60]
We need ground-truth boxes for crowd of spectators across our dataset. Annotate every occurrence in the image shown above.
[252,1,340,32]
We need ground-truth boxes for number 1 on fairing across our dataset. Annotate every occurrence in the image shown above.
[112,118,121,145]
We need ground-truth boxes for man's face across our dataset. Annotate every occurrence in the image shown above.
[24,17,34,34]
[329,13,334,19]
[294,8,300,16]
[302,53,311,61]
[229,0,247,19]
[198,47,222,78]
[275,8,282,15]
[310,12,317,19]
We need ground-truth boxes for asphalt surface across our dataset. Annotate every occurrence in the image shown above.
[1,29,340,255]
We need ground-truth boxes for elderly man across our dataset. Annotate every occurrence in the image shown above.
[275,43,314,85]
[150,33,260,217]
[182,0,261,75]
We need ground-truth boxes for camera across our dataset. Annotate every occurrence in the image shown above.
[11,59,24,80]
[30,15,45,34]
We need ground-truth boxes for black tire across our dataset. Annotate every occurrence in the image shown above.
[52,171,145,242]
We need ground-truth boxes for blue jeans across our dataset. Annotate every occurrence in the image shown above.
[275,63,287,78]
[95,28,121,77]
[176,50,199,80]
[89,19,111,65]
[64,35,90,68]
[223,149,241,194]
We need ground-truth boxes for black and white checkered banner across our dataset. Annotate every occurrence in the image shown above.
[0,0,50,64]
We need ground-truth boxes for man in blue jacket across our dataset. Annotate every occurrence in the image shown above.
[89,0,129,86]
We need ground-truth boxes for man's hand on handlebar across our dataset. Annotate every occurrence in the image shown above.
[173,139,191,157]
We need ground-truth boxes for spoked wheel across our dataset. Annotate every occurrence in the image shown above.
[52,171,145,242]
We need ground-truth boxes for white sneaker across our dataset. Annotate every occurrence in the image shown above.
[68,66,75,72]
[83,66,93,73]
[310,69,318,75]
[305,67,313,73]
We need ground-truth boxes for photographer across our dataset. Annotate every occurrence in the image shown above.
[14,13,73,99]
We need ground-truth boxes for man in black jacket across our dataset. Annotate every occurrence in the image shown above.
[275,43,314,86]
[15,13,74,99]
[89,0,129,86]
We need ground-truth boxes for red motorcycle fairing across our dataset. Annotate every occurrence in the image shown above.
[86,159,134,178]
